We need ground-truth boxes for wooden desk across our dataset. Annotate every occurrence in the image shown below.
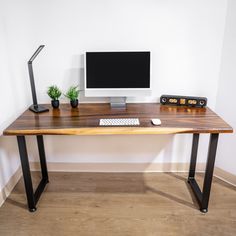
[3,103,233,212]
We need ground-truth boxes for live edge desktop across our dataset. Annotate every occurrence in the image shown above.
[84,51,151,107]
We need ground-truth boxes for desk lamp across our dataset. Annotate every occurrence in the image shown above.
[28,45,49,113]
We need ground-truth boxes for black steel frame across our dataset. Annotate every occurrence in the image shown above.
[17,135,49,212]
[16,133,219,213]
[188,133,219,213]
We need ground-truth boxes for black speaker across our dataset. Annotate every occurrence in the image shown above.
[160,95,207,108]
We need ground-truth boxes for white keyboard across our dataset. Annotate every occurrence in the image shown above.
[99,118,140,126]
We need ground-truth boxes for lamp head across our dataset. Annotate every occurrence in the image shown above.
[28,45,45,64]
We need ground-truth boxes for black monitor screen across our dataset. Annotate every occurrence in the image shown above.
[86,52,150,88]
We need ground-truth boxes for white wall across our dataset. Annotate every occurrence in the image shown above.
[30,0,227,106]
[0,0,35,191]
[0,0,231,191]
[215,0,236,175]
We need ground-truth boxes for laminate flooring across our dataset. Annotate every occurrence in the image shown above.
[0,172,235,236]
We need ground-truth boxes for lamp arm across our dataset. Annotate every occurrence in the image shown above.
[28,63,38,106]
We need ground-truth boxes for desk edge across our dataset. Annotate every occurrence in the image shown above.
[3,127,234,136]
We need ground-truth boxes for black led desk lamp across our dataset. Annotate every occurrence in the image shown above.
[28,45,49,113]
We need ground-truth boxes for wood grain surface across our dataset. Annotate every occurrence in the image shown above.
[3,103,233,135]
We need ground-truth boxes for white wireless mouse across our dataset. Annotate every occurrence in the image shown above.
[151,119,161,126]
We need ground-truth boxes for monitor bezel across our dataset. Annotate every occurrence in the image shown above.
[84,51,152,97]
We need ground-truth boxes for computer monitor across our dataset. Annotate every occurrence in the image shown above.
[84,52,151,106]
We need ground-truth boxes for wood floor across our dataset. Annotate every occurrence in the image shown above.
[0,172,236,236]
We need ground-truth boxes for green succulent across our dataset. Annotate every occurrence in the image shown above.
[47,85,62,101]
[65,86,80,101]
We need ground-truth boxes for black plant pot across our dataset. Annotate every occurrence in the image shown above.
[51,100,60,109]
[70,99,79,108]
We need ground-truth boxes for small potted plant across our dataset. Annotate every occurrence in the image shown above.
[47,85,62,109]
[65,86,80,108]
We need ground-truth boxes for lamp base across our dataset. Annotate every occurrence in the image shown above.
[29,104,49,113]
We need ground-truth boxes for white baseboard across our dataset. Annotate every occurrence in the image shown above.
[30,162,206,173]
[1,163,235,208]
[29,162,236,186]
[214,167,236,186]
[0,167,22,207]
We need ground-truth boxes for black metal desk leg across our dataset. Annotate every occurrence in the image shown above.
[17,135,49,212]
[17,136,36,212]
[37,135,49,182]
[188,134,199,180]
[188,133,219,213]
[201,133,219,213]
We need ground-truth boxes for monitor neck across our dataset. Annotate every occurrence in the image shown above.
[110,97,127,109]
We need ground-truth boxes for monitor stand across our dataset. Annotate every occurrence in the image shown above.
[110,97,126,109]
